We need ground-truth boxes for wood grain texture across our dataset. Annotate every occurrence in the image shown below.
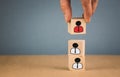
[0,55,120,77]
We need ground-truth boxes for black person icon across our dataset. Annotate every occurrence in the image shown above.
[74,21,83,33]
[70,43,80,54]
[72,58,83,69]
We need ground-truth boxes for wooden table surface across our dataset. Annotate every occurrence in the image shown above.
[0,55,120,77]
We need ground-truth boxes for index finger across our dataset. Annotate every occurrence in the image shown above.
[60,0,72,22]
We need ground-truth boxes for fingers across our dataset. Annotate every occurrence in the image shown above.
[60,0,98,23]
[60,0,72,22]
[91,0,98,15]
[81,0,92,23]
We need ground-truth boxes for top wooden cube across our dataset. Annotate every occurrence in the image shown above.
[68,17,86,35]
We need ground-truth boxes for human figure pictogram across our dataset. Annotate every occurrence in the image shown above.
[72,58,83,69]
[74,21,83,33]
[70,43,80,54]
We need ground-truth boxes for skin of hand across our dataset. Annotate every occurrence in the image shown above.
[60,0,98,23]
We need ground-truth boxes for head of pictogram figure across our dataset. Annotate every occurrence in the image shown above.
[75,58,81,63]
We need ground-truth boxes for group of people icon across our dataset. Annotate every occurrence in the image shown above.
[70,43,83,69]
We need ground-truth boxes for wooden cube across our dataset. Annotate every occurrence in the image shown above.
[68,55,85,70]
[68,17,86,35]
[68,40,85,56]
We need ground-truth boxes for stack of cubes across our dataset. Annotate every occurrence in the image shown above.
[68,17,86,71]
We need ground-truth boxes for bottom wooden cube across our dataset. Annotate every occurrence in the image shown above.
[68,55,85,71]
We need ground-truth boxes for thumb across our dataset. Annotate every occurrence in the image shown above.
[81,0,92,23]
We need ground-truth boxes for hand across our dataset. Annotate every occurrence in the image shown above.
[60,0,98,23]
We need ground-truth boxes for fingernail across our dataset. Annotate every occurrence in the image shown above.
[85,18,91,23]
[65,15,70,23]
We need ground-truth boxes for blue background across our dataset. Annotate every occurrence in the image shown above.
[0,0,120,55]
